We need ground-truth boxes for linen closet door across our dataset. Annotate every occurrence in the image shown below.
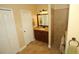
[0,9,19,53]
[21,10,34,46]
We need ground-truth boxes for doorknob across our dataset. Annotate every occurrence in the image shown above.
[24,30,26,32]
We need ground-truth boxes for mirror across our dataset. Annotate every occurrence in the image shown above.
[37,14,48,27]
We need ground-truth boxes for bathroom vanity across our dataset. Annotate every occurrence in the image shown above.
[33,10,48,44]
[34,27,48,43]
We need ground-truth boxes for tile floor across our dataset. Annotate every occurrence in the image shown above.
[17,40,60,54]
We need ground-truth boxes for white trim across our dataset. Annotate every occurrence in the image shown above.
[48,4,52,48]
[17,44,27,52]
[17,38,35,53]
[48,44,51,48]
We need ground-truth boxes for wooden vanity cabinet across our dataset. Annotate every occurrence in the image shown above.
[34,30,48,44]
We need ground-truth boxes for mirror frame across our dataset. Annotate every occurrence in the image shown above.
[37,14,48,28]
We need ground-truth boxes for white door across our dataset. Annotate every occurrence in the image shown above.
[0,9,19,53]
[21,10,34,46]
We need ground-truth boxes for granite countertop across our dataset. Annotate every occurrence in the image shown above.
[33,27,48,32]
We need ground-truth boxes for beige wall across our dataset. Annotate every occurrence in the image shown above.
[35,4,48,14]
[51,4,69,9]
[54,4,69,9]
[0,4,36,48]
[66,5,79,53]
[33,4,48,27]
[51,4,69,49]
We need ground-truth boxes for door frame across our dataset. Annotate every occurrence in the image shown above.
[48,4,52,48]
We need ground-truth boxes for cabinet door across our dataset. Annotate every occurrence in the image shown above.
[34,30,48,43]
[34,30,39,40]
[41,31,48,43]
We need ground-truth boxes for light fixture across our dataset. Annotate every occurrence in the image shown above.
[39,9,48,14]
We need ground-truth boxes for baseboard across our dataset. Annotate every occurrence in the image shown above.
[17,44,27,53]
[16,39,35,53]
[48,44,51,48]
